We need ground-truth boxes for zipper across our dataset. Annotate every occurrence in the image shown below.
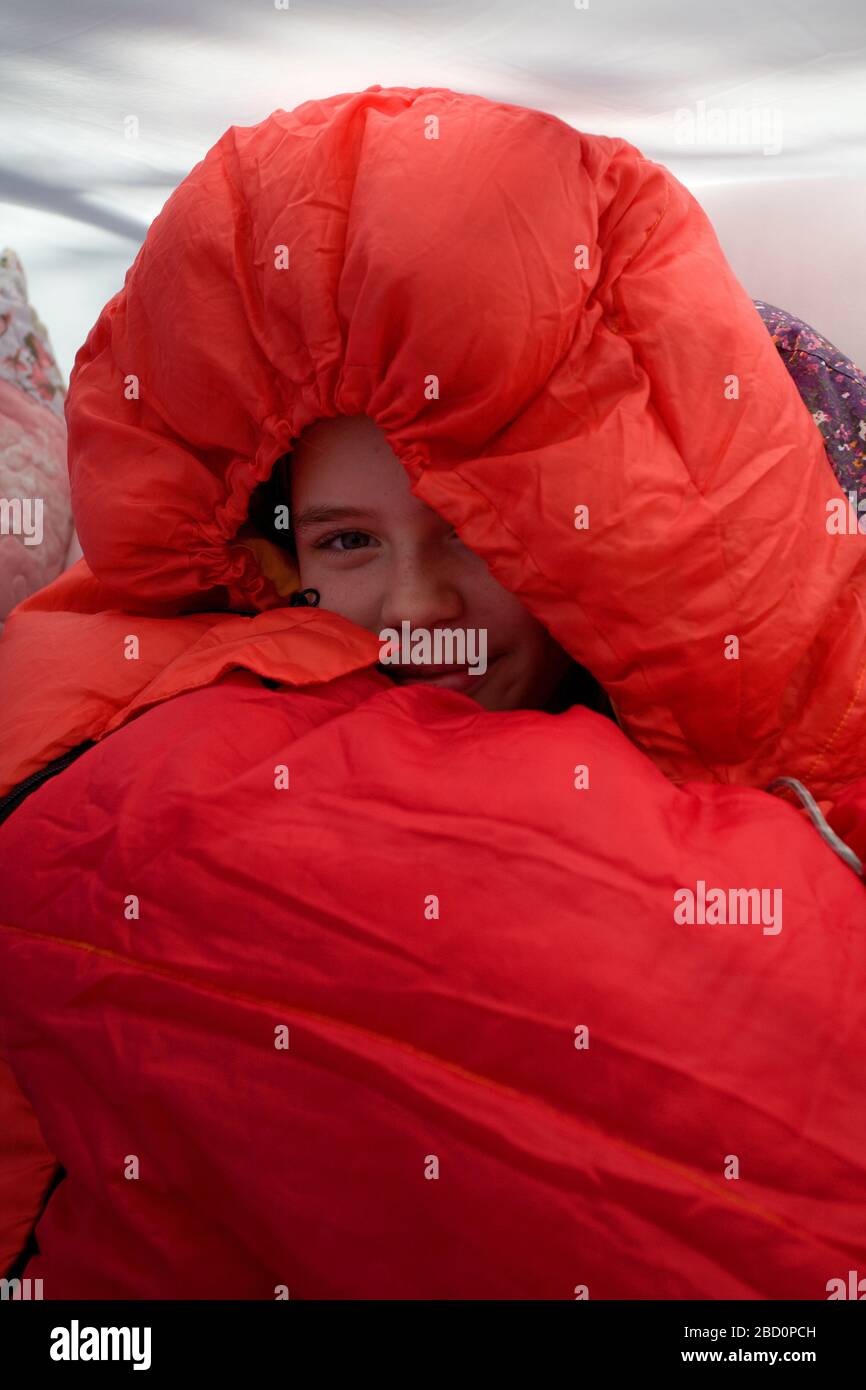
[0,741,96,827]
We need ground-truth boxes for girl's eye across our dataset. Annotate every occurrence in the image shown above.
[314,530,374,552]
[312,528,461,552]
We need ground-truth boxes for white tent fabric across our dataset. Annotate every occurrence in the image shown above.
[1,0,864,381]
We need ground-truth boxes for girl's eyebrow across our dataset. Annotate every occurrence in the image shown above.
[292,505,380,532]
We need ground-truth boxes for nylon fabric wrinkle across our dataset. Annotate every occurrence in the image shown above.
[0,912,827,1248]
[191,842,433,973]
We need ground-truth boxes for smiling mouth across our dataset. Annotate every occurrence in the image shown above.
[384,658,498,693]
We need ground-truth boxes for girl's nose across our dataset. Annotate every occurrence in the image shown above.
[379,556,465,635]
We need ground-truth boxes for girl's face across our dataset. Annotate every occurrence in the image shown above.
[288,415,575,712]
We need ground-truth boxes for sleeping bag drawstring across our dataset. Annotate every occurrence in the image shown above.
[767,776,864,878]
[288,588,321,607]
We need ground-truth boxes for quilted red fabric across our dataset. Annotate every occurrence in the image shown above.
[1,673,866,1299]
[1,84,865,1297]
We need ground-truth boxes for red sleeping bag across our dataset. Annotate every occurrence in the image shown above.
[1,83,865,1298]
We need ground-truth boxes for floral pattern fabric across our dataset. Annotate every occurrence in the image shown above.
[754,299,866,499]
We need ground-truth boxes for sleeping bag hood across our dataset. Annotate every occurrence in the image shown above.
[2,85,866,1299]
[2,82,866,800]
